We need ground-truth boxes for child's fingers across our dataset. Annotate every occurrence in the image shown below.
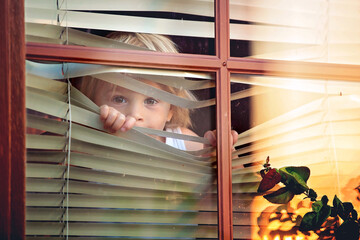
[204,130,216,147]
[231,130,239,146]
[110,113,126,132]
[103,107,119,129]
[204,129,237,147]
[120,116,137,132]
[99,105,110,121]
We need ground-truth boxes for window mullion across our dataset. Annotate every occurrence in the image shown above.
[215,0,233,240]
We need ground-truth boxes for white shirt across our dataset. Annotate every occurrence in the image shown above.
[165,127,186,150]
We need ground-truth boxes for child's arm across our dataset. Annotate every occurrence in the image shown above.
[181,128,204,151]
[182,128,238,151]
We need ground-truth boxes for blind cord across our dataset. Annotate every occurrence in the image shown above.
[57,0,70,238]
[324,81,341,195]
[65,63,72,240]
[58,62,71,240]
[57,0,68,45]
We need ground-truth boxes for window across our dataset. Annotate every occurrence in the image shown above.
[231,74,360,239]
[25,0,215,55]
[24,1,223,239]
[26,60,218,239]
[2,1,360,240]
[229,0,360,65]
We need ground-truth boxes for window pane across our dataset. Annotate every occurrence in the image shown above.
[25,0,215,55]
[231,73,360,239]
[230,0,360,65]
[25,60,218,239]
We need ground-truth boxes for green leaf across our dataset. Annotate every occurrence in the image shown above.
[343,202,354,216]
[333,195,342,209]
[264,187,295,204]
[335,220,360,240]
[299,212,317,231]
[351,209,358,220]
[330,207,337,217]
[321,195,329,205]
[280,166,310,182]
[312,200,323,212]
[308,188,317,201]
[335,197,354,221]
[333,195,346,220]
[279,167,310,194]
[316,204,331,228]
[299,200,331,232]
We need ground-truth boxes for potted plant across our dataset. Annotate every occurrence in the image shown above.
[258,157,360,240]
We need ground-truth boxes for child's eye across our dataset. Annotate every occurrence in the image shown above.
[112,96,127,104]
[144,98,158,105]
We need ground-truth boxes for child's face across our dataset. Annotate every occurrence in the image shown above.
[94,80,173,131]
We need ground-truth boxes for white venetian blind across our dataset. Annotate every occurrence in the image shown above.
[230,74,360,239]
[25,0,360,63]
[25,60,223,239]
[24,0,215,50]
[230,0,360,64]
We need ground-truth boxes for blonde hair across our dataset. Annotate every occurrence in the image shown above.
[107,32,178,53]
[76,31,196,129]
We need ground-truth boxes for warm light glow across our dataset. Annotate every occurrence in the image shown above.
[350,94,360,103]
[261,232,314,240]
[268,219,282,230]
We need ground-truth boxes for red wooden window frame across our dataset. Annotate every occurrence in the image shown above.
[1,0,360,240]
[0,0,26,240]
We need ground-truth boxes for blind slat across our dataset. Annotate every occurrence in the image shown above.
[26,178,214,199]
[25,8,215,38]
[26,208,217,224]
[26,60,213,82]
[25,0,214,17]
[26,164,215,193]
[25,22,147,50]
[26,222,218,238]
[231,75,360,95]
[27,151,215,179]
[27,150,213,174]
[26,193,217,211]
[234,120,360,157]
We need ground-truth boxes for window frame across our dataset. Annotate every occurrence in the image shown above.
[2,0,360,239]
[0,0,26,239]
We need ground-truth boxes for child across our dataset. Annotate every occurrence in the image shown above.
[76,32,238,151]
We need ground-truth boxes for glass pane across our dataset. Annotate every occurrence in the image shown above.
[230,0,360,65]
[25,60,218,239]
[231,73,360,239]
[25,0,215,55]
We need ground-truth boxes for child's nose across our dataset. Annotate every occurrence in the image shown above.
[128,102,144,121]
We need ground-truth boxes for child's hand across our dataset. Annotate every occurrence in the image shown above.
[204,130,238,148]
[99,105,136,133]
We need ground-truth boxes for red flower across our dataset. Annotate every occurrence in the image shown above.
[258,168,282,193]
